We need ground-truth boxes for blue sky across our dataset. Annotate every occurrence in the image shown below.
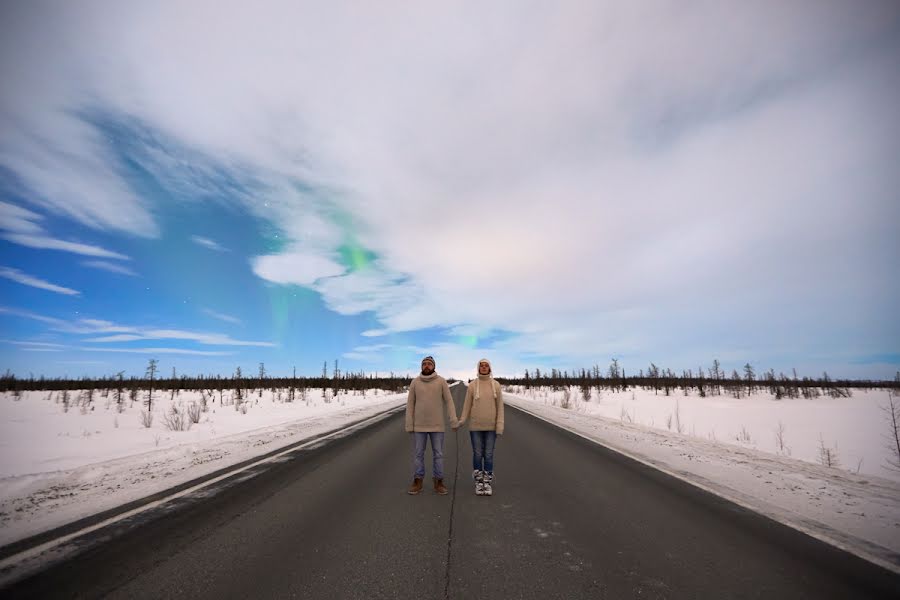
[1,1,898,380]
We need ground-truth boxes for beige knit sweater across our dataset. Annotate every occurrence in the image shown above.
[459,376,505,434]
[405,374,459,432]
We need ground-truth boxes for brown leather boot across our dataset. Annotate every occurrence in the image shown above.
[433,477,449,495]
[407,477,423,495]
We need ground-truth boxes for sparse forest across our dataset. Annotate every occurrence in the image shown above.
[2,360,896,398]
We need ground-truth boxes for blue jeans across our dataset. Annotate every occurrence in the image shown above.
[412,432,445,479]
[469,430,497,473]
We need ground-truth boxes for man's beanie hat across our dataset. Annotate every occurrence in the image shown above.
[422,355,435,365]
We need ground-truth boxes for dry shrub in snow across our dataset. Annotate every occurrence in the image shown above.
[883,393,900,472]
[818,434,840,467]
[560,387,572,410]
[188,401,202,424]
[674,400,684,434]
[163,404,191,431]
[775,421,791,456]
[580,385,592,403]
[139,410,153,428]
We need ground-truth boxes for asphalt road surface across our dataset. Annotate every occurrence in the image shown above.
[3,382,898,599]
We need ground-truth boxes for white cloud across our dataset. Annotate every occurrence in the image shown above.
[0,307,275,348]
[361,329,389,337]
[202,308,242,325]
[0,266,80,295]
[135,329,275,347]
[0,201,130,259]
[191,235,228,252]
[314,268,419,317]
[83,334,143,342]
[79,326,275,347]
[78,346,234,356]
[2,1,898,373]
[1,339,66,349]
[2,233,130,259]
[342,342,393,361]
[81,260,138,276]
[252,248,345,286]
[0,201,43,234]
[0,306,67,325]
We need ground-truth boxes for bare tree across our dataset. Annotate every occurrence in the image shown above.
[234,366,244,408]
[608,358,620,391]
[333,359,341,400]
[674,400,684,434]
[743,363,755,395]
[145,359,158,411]
[113,371,125,413]
[775,421,790,455]
[259,362,266,398]
[710,359,722,396]
[884,393,900,472]
[817,434,840,468]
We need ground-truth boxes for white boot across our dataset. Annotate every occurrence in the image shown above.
[473,469,485,496]
[482,471,493,496]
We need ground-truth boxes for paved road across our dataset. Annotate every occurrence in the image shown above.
[3,382,898,599]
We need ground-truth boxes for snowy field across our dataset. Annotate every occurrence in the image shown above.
[506,386,900,572]
[0,388,406,546]
[2,383,898,574]
[509,385,900,482]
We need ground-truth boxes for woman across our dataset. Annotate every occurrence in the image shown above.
[459,358,505,496]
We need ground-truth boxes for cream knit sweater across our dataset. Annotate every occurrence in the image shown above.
[405,374,459,432]
[460,375,505,435]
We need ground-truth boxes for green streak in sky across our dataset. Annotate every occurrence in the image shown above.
[338,242,376,272]
[459,335,479,348]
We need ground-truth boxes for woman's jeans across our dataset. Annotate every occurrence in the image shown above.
[469,430,497,473]
[412,432,445,479]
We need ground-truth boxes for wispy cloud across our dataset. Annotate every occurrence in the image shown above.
[133,329,276,347]
[0,202,130,259]
[81,260,138,276]
[0,306,275,347]
[0,201,43,234]
[77,324,275,347]
[2,233,129,259]
[202,308,242,325]
[0,266,80,295]
[361,329,389,338]
[0,306,68,325]
[83,334,144,342]
[1,339,66,349]
[78,346,235,356]
[191,235,228,252]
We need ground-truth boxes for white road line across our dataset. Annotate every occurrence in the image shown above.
[507,397,900,576]
[0,405,404,574]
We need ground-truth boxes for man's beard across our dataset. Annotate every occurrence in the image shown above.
[421,367,434,375]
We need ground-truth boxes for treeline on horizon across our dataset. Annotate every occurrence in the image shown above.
[1,358,898,397]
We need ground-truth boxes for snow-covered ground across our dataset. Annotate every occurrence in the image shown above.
[2,384,898,574]
[0,388,406,546]
[506,386,900,572]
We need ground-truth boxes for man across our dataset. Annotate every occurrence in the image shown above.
[405,355,459,495]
